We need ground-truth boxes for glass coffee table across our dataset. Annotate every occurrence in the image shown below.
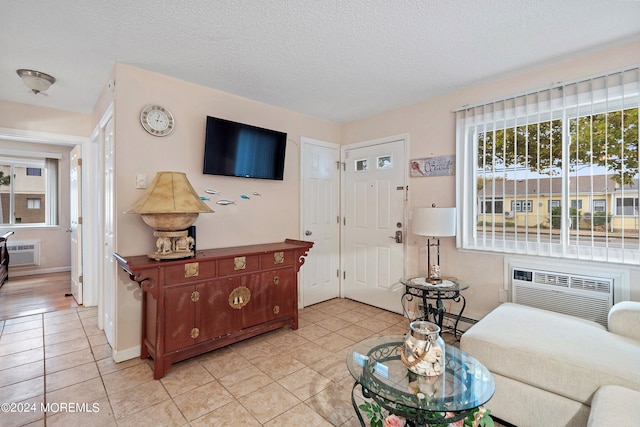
[347,335,495,426]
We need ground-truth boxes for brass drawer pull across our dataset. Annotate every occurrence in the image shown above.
[185,262,199,277]
[274,252,284,264]
[234,256,246,270]
[273,305,280,314]
[191,291,200,302]
[273,276,280,285]
[191,328,199,339]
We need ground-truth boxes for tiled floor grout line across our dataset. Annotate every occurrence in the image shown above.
[2,299,459,426]
[78,307,116,427]
[41,313,47,427]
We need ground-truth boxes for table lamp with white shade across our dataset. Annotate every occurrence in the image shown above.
[411,206,457,283]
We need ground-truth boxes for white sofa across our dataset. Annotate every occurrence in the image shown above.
[460,301,640,427]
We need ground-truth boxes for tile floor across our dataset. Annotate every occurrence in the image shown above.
[0,298,462,427]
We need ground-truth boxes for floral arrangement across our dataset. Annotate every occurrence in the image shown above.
[358,401,494,427]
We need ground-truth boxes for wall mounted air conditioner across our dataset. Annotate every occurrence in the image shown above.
[511,267,613,327]
[504,211,515,219]
[7,240,40,267]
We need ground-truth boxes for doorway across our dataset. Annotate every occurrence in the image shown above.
[300,138,341,307]
[342,136,407,314]
[70,145,82,304]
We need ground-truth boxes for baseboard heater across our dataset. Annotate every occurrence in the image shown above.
[7,240,40,267]
[510,267,613,327]
[417,303,478,334]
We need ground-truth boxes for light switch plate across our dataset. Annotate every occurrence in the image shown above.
[136,173,147,189]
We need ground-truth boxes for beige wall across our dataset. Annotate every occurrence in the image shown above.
[0,100,91,136]
[342,39,640,320]
[112,64,341,353]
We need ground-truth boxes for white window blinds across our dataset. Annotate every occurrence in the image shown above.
[456,67,640,265]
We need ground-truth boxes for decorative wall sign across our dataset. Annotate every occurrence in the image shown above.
[410,155,455,177]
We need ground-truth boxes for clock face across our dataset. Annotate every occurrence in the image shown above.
[140,105,174,136]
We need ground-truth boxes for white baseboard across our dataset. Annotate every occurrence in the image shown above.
[10,266,71,277]
[112,345,141,363]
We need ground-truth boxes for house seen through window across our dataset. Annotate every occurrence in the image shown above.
[457,67,640,264]
[0,157,58,225]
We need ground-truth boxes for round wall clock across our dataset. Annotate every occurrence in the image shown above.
[140,105,174,136]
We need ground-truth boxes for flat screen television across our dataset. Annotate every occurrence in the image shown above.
[203,116,287,180]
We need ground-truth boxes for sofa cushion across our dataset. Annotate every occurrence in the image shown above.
[461,303,640,404]
[587,385,640,427]
[608,301,640,342]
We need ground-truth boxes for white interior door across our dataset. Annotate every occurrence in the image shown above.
[70,145,82,304]
[343,137,407,313]
[103,117,115,347]
[300,138,340,307]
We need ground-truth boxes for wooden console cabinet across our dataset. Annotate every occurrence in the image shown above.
[0,231,14,288]
[114,239,313,379]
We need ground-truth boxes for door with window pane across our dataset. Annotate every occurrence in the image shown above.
[343,138,406,314]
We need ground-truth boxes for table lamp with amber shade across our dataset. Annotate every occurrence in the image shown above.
[125,171,214,260]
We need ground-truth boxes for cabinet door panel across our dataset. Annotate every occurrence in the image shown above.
[196,279,238,342]
[165,286,195,352]
[240,274,272,328]
[268,269,295,318]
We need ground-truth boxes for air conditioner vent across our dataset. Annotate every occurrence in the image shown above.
[534,272,569,287]
[571,277,611,294]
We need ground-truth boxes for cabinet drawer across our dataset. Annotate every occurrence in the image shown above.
[164,261,216,284]
[260,250,295,268]
[218,255,259,276]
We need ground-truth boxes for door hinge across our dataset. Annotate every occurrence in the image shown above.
[343,271,346,280]
[336,161,341,170]
[78,158,82,166]
[342,162,346,171]
[337,215,340,224]
[343,217,346,226]
[79,275,83,284]
[337,269,340,278]
[78,217,83,225]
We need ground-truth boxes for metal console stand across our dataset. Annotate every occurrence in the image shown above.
[400,276,468,339]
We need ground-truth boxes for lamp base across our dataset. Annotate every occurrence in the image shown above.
[149,230,195,260]
[427,264,442,284]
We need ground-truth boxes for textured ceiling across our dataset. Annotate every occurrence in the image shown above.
[2,0,640,123]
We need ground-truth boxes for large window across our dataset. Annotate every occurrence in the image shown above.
[0,157,58,226]
[456,67,640,264]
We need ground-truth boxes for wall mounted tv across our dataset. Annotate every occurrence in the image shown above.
[203,116,287,180]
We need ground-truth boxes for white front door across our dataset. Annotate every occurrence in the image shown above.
[70,145,82,305]
[103,117,116,347]
[343,137,407,313]
[300,138,341,307]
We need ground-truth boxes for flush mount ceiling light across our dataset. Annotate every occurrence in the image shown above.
[16,69,56,95]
